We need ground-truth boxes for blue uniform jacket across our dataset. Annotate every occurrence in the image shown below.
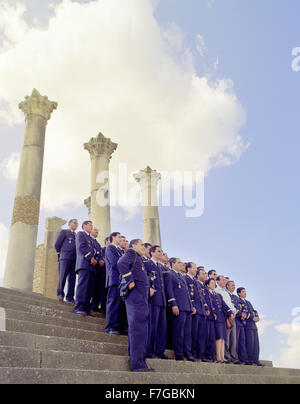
[55,229,76,261]
[164,270,193,313]
[117,249,150,298]
[75,231,96,273]
[105,244,123,288]
[91,238,103,271]
[185,277,208,316]
[144,260,166,308]
[238,298,259,330]
[211,292,233,323]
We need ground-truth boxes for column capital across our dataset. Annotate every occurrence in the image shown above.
[19,89,58,122]
[134,166,161,187]
[45,217,67,232]
[84,132,118,160]
[84,196,91,217]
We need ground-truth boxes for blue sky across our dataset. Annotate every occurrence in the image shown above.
[0,0,299,367]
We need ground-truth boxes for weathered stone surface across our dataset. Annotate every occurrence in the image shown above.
[33,217,66,299]
[84,133,118,245]
[3,90,57,293]
[134,166,162,246]
[0,368,299,385]
[11,196,40,226]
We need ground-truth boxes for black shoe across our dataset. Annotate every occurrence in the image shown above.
[256,362,265,367]
[119,330,128,336]
[157,354,170,360]
[202,358,212,363]
[186,357,196,362]
[146,354,157,359]
[132,368,155,372]
[175,356,185,361]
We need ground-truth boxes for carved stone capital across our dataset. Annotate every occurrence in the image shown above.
[45,217,67,232]
[134,166,161,188]
[84,196,91,217]
[19,89,58,122]
[84,132,118,160]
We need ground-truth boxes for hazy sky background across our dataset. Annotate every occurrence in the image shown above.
[0,0,300,368]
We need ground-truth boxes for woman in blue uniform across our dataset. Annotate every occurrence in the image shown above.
[205,278,233,363]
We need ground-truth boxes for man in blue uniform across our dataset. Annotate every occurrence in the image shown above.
[74,221,97,316]
[226,281,249,364]
[165,257,195,361]
[118,239,155,372]
[55,219,78,303]
[195,267,212,362]
[145,245,168,360]
[90,228,105,314]
[142,243,152,263]
[186,264,210,361]
[237,287,264,366]
[105,232,123,334]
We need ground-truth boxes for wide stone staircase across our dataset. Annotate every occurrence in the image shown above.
[0,286,299,384]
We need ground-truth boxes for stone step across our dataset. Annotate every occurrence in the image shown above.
[0,287,72,304]
[0,288,101,318]
[0,367,299,384]
[0,297,105,326]
[0,331,128,357]
[1,345,299,377]
[0,307,105,334]
[0,317,127,345]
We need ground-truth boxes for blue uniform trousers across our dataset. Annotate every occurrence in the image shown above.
[244,324,260,364]
[91,271,103,312]
[147,304,167,356]
[57,260,76,301]
[74,269,95,314]
[126,287,150,371]
[166,307,173,350]
[205,319,216,360]
[172,311,192,358]
[192,314,207,359]
[236,322,248,363]
[105,285,121,332]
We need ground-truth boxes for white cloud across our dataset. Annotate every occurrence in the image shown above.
[196,34,207,57]
[0,223,9,283]
[256,314,274,336]
[0,151,20,181]
[275,312,300,369]
[0,0,247,214]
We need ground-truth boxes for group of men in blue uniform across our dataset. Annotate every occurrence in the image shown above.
[55,219,262,372]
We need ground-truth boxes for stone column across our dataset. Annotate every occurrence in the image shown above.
[134,166,162,246]
[84,196,91,219]
[33,217,66,298]
[3,89,57,292]
[84,133,117,245]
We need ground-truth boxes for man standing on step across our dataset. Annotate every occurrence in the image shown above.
[74,221,97,316]
[216,275,241,364]
[105,232,123,334]
[118,239,155,372]
[90,227,105,314]
[145,245,168,360]
[237,287,264,367]
[165,257,195,361]
[55,219,78,303]
[226,281,248,364]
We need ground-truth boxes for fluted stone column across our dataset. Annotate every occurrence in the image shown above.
[33,217,66,298]
[84,133,117,245]
[3,89,57,292]
[134,166,162,246]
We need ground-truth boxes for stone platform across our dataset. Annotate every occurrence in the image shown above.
[0,287,299,384]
